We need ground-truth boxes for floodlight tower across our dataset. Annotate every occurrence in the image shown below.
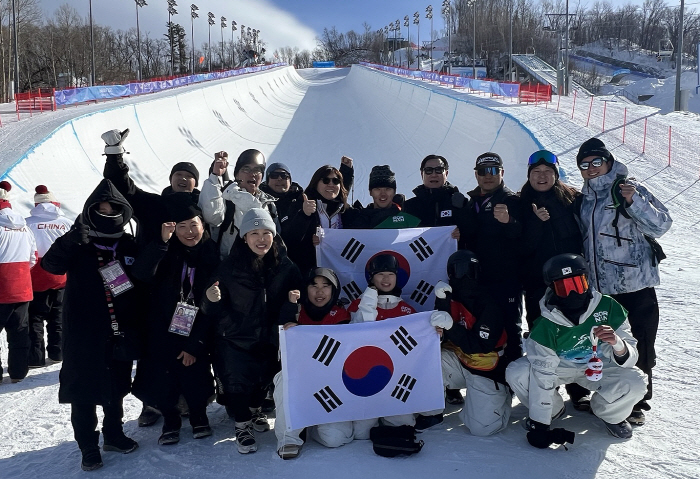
[167,0,178,77]
[425,5,433,71]
[190,4,199,73]
[135,0,147,81]
[207,12,215,71]
[413,12,420,70]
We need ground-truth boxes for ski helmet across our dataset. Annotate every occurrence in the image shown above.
[542,253,589,285]
[366,254,399,281]
[447,250,480,281]
[234,149,266,176]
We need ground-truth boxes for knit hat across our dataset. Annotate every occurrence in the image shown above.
[234,149,266,176]
[170,162,200,186]
[0,181,10,209]
[474,152,503,170]
[527,150,559,179]
[576,138,614,164]
[368,165,396,190]
[266,162,291,181]
[239,207,276,238]
[34,185,59,205]
[166,192,202,224]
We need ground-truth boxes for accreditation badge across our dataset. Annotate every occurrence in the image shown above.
[168,302,199,337]
[98,261,134,297]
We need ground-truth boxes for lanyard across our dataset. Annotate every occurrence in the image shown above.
[94,241,119,256]
[180,262,196,303]
[95,242,122,337]
[474,195,492,214]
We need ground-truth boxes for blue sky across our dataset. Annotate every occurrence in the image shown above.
[38,0,651,52]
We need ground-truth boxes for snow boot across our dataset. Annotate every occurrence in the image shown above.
[250,407,270,432]
[234,421,257,454]
[445,388,464,405]
[102,430,139,453]
[627,409,645,426]
[137,404,161,427]
[158,430,180,445]
[278,444,302,460]
[80,447,103,471]
[193,425,213,439]
[415,413,444,432]
[603,419,633,439]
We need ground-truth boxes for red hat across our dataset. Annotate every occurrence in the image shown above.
[34,185,59,206]
[0,181,10,200]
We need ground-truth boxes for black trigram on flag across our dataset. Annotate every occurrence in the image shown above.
[342,280,363,300]
[391,326,418,355]
[340,238,365,263]
[314,386,343,412]
[391,374,417,403]
[410,280,434,306]
[409,236,434,261]
[312,335,341,366]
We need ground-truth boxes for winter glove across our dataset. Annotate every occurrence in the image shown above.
[526,420,575,449]
[429,310,453,330]
[434,280,452,299]
[68,221,90,245]
[101,128,130,155]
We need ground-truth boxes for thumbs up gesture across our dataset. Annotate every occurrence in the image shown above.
[302,193,317,216]
[206,281,221,302]
[532,203,550,222]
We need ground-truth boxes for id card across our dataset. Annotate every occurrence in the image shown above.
[168,302,199,336]
[98,261,134,296]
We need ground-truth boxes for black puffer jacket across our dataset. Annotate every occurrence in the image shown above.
[403,183,467,227]
[260,181,304,225]
[42,179,144,405]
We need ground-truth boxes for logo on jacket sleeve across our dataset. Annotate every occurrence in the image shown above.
[124,256,135,265]
[440,210,452,218]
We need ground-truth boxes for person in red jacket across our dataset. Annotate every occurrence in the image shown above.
[0,181,37,383]
[25,185,72,367]
[273,267,350,459]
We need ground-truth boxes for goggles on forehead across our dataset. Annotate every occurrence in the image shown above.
[552,274,589,297]
[578,157,607,171]
[476,166,502,177]
[528,150,558,166]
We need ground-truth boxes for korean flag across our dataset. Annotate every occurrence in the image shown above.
[279,312,444,431]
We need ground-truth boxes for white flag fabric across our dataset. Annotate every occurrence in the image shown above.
[316,226,457,312]
[279,312,444,431]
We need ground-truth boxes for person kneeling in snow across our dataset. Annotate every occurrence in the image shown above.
[416,250,512,435]
[273,267,351,459]
[505,253,647,449]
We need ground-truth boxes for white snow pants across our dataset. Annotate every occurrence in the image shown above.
[506,356,647,424]
[273,371,414,449]
[427,349,511,436]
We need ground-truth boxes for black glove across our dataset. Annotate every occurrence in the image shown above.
[526,420,575,449]
[68,221,90,245]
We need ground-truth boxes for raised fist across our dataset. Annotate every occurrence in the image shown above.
[101,128,130,155]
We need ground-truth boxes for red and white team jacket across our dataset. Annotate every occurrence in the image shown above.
[348,287,417,323]
[298,305,351,325]
[0,207,37,303]
[25,203,72,292]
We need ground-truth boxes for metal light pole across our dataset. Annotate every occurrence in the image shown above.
[231,21,237,67]
[442,0,450,74]
[167,0,177,77]
[404,16,410,68]
[384,26,389,65]
[89,0,95,86]
[134,0,147,81]
[413,12,420,70]
[471,0,476,79]
[395,20,400,66]
[426,5,433,71]
[565,0,570,95]
[509,0,513,81]
[190,4,198,74]
[11,0,19,95]
[207,12,214,71]
[675,0,685,111]
[220,17,226,69]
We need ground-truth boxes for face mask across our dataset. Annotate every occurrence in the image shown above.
[89,209,124,235]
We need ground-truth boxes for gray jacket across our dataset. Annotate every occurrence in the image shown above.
[578,161,672,294]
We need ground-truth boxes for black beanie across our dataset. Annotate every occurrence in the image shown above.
[576,138,614,164]
[368,165,397,190]
[234,149,266,176]
[170,162,200,186]
[166,192,202,224]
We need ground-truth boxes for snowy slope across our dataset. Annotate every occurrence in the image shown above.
[0,66,698,479]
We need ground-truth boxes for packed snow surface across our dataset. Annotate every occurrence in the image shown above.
[0,66,698,478]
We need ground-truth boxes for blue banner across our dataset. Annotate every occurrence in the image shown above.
[54,63,287,106]
[313,61,336,68]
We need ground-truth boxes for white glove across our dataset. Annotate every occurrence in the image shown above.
[434,280,452,299]
[101,128,130,155]
[430,310,453,330]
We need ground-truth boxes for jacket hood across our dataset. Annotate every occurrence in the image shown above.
[583,160,629,195]
[28,202,65,220]
[161,185,201,198]
[82,179,133,229]
[412,182,459,197]
[0,207,27,229]
[540,288,603,327]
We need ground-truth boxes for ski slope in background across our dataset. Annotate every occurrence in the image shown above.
[0,66,698,479]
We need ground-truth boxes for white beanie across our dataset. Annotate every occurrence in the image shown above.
[34,185,58,205]
[239,207,276,238]
[0,181,10,200]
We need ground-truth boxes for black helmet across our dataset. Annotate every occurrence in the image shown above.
[234,149,266,176]
[367,254,399,280]
[542,254,589,285]
[447,250,480,281]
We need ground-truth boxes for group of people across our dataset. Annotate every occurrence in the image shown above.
[0,128,672,470]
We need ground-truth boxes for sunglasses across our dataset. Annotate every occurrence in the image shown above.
[552,274,589,297]
[528,150,558,166]
[321,177,341,185]
[422,166,446,175]
[268,172,290,180]
[578,158,607,170]
[240,166,265,175]
[476,166,502,176]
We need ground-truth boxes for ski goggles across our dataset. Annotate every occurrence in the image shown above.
[321,177,341,185]
[476,166,502,176]
[239,165,265,175]
[528,150,559,166]
[268,171,290,180]
[422,166,447,175]
[578,157,607,171]
[552,274,589,297]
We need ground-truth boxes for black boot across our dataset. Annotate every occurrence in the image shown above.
[138,404,161,427]
[102,428,139,453]
[80,447,103,471]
